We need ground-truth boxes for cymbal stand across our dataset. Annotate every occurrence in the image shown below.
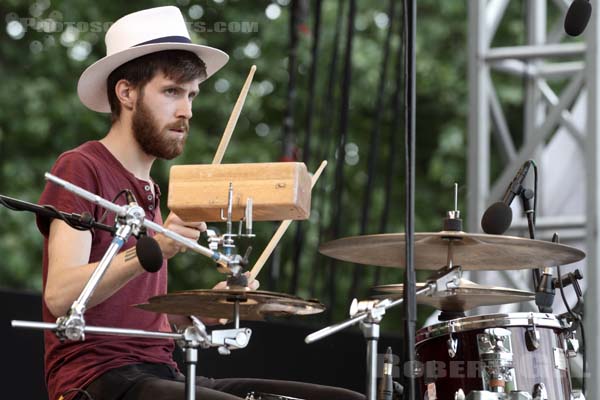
[305,266,462,400]
[12,315,252,400]
[56,202,144,340]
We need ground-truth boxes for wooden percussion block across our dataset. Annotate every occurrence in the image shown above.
[168,162,312,222]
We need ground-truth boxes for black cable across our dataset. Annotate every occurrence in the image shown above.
[291,0,323,295]
[375,5,404,287]
[98,189,133,224]
[531,160,538,226]
[326,0,356,321]
[529,160,540,288]
[308,0,345,299]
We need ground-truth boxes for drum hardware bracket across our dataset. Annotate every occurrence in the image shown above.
[175,318,253,397]
[216,183,255,279]
[447,321,458,358]
[525,314,540,350]
[531,383,548,400]
[432,266,462,292]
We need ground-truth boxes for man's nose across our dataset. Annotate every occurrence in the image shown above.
[177,98,193,120]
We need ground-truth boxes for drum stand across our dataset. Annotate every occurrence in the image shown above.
[305,266,463,400]
[11,174,254,400]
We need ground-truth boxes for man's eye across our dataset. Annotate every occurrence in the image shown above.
[165,88,178,95]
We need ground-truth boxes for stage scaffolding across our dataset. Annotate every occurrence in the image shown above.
[467,0,599,395]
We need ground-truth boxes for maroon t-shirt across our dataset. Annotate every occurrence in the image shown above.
[36,141,177,400]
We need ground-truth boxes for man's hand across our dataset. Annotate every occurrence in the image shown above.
[212,272,260,291]
[154,212,206,259]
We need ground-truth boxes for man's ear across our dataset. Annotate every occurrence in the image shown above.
[114,79,137,111]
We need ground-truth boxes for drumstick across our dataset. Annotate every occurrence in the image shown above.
[212,65,257,164]
[249,160,328,281]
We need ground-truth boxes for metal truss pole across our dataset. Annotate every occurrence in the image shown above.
[468,0,599,393]
[584,2,600,396]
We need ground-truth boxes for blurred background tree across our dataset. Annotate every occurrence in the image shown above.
[0,0,538,328]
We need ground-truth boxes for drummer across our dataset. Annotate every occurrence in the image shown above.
[36,6,364,400]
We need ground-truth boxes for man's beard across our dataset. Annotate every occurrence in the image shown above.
[132,95,189,160]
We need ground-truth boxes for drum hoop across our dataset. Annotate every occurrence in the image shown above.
[416,312,564,343]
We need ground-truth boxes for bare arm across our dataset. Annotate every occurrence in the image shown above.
[44,212,205,318]
[44,220,144,317]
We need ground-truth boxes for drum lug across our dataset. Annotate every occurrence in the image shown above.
[448,335,458,358]
[532,383,548,400]
[477,328,516,393]
[447,321,458,358]
[566,337,580,358]
[526,314,540,350]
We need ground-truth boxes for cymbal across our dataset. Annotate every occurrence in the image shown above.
[372,279,535,312]
[319,231,585,270]
[136,289,326,320]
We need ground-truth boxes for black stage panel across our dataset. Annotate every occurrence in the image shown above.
[0,289,48,399]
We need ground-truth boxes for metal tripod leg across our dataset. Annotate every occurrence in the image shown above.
[185,345,199,400]
[361,320,381,400]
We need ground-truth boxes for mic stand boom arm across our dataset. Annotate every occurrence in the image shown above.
[43,173,237,341]
[0,194,116,234]
[45,173,234,269]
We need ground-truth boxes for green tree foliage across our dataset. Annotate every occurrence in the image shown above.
[0,1,546,327]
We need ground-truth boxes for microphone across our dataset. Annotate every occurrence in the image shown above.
[481,160,532,235]
[136,235,164,273]
[564,0,592,36]
[378,347,394,400]
[535,270,555,313]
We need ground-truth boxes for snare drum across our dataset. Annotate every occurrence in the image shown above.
[415,313,572,400]
[245,392,304,400]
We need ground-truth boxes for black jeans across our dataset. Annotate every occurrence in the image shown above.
[78,363,365,400]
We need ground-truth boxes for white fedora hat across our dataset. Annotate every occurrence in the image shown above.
[77,6,229,113]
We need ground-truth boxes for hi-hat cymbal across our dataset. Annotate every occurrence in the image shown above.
[319,231,585,270]
[372,279,535,312]
[136,289,326,320]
